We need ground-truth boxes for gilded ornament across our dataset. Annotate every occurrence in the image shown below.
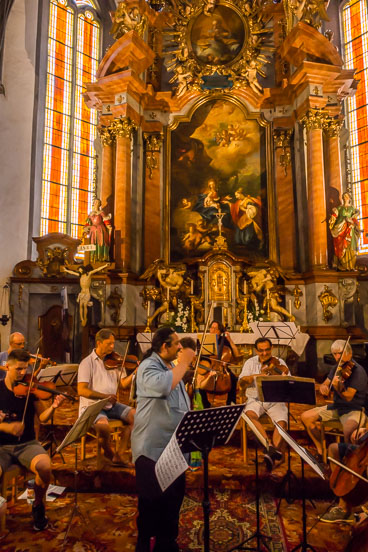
[292,285,303,310]
[106,287,124,325]
[209,263,231,301]
[318,285,338,323]
[323,117,344,138]
[300,108,329,131]
[99,126,115,146]
[110,117,137,139]
[162,0,273,96]
[283,0,329,35]
[274,129,293,176]
[110,2,147,40]
[144,133,162,179]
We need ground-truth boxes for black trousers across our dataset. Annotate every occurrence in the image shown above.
[135,455,186,552]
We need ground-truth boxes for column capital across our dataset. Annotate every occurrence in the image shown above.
[111,117,137,139]
[300,108,329,131]
[323,117,344,138]
[99,126,115,146]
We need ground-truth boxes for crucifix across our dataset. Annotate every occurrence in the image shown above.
[214,205,228,250]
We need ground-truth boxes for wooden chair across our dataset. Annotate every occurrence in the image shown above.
[1,464,30,531]
[240,411,275,464]
[319,419,344,463]
[80,419,124,467]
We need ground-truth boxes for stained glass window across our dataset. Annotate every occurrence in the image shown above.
[342,0,368,254]
[41,0,100,239]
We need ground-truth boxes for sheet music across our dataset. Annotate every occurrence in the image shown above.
[274,421,326,479]
[155,433,188,492]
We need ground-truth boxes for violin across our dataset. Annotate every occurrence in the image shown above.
[104,351,139,372]
[13,375,76,402]
[260,357,288,376]
[338,360,354,381]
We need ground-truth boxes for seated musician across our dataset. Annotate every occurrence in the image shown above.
[0,333,51,381]
[301,340,367,464]
[208,320,239,406]
[238,337,289,471]
[0,349,65,530]
[320,427,368,524]
[77,328,136,467]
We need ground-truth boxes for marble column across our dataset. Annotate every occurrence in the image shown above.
[111,117,137,270]
[301,110,329,269]
[143,133,162,267]
[324,118,344,200]
[99,126,115,213]
[274,129,296,269]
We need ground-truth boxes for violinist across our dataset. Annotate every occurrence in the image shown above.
[238,337,289,471]
[301,340,367,463]
[0,349,65,531]
[77,328,136,467]
[0,332,52,381]
[209,320,239,406]
[320,427,368,524]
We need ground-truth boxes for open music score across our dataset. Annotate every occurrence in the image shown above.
[196,333,216,356]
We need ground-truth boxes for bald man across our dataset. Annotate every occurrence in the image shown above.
[0,333,26,380]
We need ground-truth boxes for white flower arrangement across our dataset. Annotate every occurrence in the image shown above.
[173,300,190,332]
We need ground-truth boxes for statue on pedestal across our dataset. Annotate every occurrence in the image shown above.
[329,192,361,271]
[83,198,112,263]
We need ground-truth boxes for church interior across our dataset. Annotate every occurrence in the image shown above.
[0,0,368,550]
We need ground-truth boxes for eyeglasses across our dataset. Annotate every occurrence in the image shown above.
[12,341,25,346]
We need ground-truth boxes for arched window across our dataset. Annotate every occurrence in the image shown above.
[40,0,100,238]
[341,0,368,253]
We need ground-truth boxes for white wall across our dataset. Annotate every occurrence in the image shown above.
[0,0,39,348]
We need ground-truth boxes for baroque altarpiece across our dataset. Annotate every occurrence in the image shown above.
[9,0,368,369]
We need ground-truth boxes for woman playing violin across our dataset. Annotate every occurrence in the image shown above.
[0,349,65,531]
[301,340,367,463]
[238,337,289,471]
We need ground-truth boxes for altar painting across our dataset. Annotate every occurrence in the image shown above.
[170,99,268,262]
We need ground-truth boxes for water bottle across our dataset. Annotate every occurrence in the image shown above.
[26,479,35,504]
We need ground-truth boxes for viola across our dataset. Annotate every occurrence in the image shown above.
[104,351,139,372]
[260,357,288,376]
[13,375,76,402]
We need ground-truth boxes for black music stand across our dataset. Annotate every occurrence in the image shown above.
[257,376,316,508]
[174,404,245,552]
[56,398,110,548]
[229,412,272,552]
[274,422,325,552]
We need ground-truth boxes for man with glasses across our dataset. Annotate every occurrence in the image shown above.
[301,339,367,463]
[0,333,26,380]
[239,337,289,471]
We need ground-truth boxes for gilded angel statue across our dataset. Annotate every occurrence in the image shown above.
[140,259,186,327]
[111,3,147,40]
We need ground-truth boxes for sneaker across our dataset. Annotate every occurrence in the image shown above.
[320,506,355,524]
[264,453,274,472]
[32,502,48,531]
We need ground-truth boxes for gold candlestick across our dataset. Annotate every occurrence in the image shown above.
[190,295,198,333]
[240,294,250,333]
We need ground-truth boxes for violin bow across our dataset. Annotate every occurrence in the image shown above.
[191,301,214,390]
[116,342,130,396]
[328,336,351,393]
[20,349,40,432]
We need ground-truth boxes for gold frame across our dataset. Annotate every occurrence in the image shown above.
[164,93,276,263]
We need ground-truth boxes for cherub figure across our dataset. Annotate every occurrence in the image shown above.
[248,267,295,322]
[140,260,186,327]
[111,3,147,40]
[62,264,109,326]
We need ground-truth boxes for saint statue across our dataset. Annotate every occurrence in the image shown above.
[83,198,112,263]
[329,192,361,271]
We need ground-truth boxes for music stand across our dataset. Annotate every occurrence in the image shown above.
[257,376,316,509]
[37,364,79,387]
[174,404,245,552]
[196,333,217,356]
[56,398,110,547]
[274,422,325,552]
[228,412,272,552]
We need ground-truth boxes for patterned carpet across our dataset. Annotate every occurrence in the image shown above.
[0,391,359,551]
